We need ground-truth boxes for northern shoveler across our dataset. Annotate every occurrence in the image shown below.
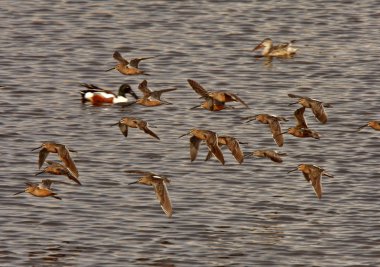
[288,93,332,124]
[111,116,160,140]
[253,38,297,57]
[32,142,79,179]
[80,83,138,105]
[288,164,334,199]
[179,129,225,165]
[106,51,153,75]
[126,170,173,218]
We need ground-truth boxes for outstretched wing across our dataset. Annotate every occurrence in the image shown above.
[56,145,79,179]
[137,120,160,140]
[113,51,129,65]
[38,148,50,169]
[190,136,202,162]
[224,137,244,164]
[187,79,209,98]
[310,101,328,124]
[294,107,308,129]
[129,56,155,68]
[153,181,173,217]
[268,120,284,147]
[138,80,153,98]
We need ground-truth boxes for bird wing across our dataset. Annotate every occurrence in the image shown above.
[137,120,160,140]
[308,172,322,199]
[150,88,177,100]
[294,107,308,128]
[38,148,50,169]
[138,80,153,98]
[264,151,284,163]
[187,79,210,98]
[226,92,249,108]
[57,145,79,178]
[225,137,244,164]
[113,51,129,65]
[190,136,202,162]
[205,133,225,165]
[153,181,173,217]
[118,122,129,137]
[310,101,328,124]
[40,179,53,189]
[129,56,155,68]
[268,120,284,147]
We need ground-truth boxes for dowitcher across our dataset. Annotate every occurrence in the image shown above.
[112,116,160,140]
[253,38,297,57]
[35,160,81,185]
[14,179,65,200]
[245,150,287,163]
[358,121,380,131]
[242,114,288,147]
[138,80,177,100]
[179,129,225,165]
[278,107,320,139]
[126,170,172,218]
[205,135,245,164]
[187,79,249,110]
[106,51,153,75]
[288,164,334,199]
[79,83,138,105]
[288,93,331,124]
[32,142,79,179]
[190,98,227,111]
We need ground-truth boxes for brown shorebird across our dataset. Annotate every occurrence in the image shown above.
[187,79,249,110]
[138,80,177,100]
[126,170,173,218]
[179,129,225,165]
[245,150,287,163]
[205,135,245,164]
[242,114,288,147]
[288,93,331,124]
[106,51,153,75]
[279,107,320,139]
[35,160,81,185]
[358,121,380,132]
[32,142,79,179]
[253,38,297,57]
[79,83,138,105]
[14,179,68,200]
[288,164,334,199]
[112,117,160,140]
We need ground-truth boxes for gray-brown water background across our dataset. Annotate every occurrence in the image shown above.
[1,1,379,266]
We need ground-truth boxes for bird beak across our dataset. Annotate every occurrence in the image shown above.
[288,102,299,106]
[129,90,139,100]
[110,122,119,127]
[253,42,263,51]
[275,131,287,137]
[357,124,368,131]
[190,104,201,110]
[105,66,116,72]
[14,190,25,195]
[31,145,42,151]
[128,181,138,185]
[287,168,298,173]
[178,132,190,138]
[35,171,44,176]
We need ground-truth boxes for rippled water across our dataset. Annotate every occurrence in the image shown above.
[1,1,380,266]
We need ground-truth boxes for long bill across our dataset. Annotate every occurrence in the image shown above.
[14,190,25,195]
[288,102,299,106]
[178,132,190,138]
[128,181,138,185]
[253,43,263,51]
[105,66,116,72]
[287,168,298,174]
[357,124,368,131]
[190,104,201,110]
[31,145,42,151]
[110,122,120,127]
[274,131,287,138]
[35,171,44,176]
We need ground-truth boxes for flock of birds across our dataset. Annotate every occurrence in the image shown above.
[14,38,380,218]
